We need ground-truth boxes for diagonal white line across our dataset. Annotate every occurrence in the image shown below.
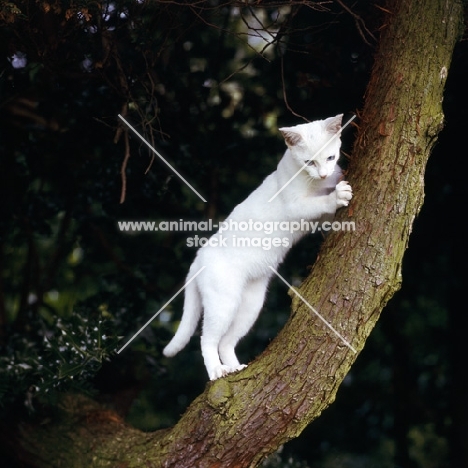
[117,266,206,354]
[268,266,356,353]
[268,115,356,203]
[118,114,207,203]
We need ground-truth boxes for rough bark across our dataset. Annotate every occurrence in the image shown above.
[15,0,464,466]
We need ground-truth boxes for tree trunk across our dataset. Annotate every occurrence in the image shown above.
[15,0,464,466]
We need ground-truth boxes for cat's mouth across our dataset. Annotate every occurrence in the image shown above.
[306,171,329,180]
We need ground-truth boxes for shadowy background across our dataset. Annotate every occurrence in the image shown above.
[0,2,466,467]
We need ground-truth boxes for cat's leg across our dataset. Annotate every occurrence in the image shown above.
[200,273,244,380]
[335,180,353,207]
[201,301,240,380]
[218,276,269,371]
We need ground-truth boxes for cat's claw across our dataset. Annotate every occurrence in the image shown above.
[209,364,248,381]
[335,180,353,207]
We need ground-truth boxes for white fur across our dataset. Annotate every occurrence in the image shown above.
[163,114,352,380]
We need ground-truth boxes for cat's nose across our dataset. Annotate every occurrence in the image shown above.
[320,174,327,179]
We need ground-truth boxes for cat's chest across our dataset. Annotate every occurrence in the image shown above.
[279,182,333,208]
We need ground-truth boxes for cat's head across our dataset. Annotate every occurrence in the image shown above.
[279,114,343,180]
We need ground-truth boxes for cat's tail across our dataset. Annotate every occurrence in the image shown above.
[163,278,202,357]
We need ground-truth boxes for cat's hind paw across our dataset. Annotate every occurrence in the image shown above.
[209,364,247,380]
[335,180,353,207]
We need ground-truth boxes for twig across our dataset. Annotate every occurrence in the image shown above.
[280,54,309,122]
[335,0,376,45]
[120,129,131,204]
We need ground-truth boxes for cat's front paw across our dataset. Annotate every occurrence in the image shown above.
[209,364,247,380]
[335,180,353,207]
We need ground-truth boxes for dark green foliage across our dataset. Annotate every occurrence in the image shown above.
[0,309,119,408]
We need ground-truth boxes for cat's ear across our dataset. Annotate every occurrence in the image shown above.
[324,114,343,134]
[279,128,303,147]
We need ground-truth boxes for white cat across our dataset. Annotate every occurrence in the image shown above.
[163,114,352,380]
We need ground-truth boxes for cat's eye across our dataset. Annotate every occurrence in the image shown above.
[327,155,336,161]
[304,160,316,166]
